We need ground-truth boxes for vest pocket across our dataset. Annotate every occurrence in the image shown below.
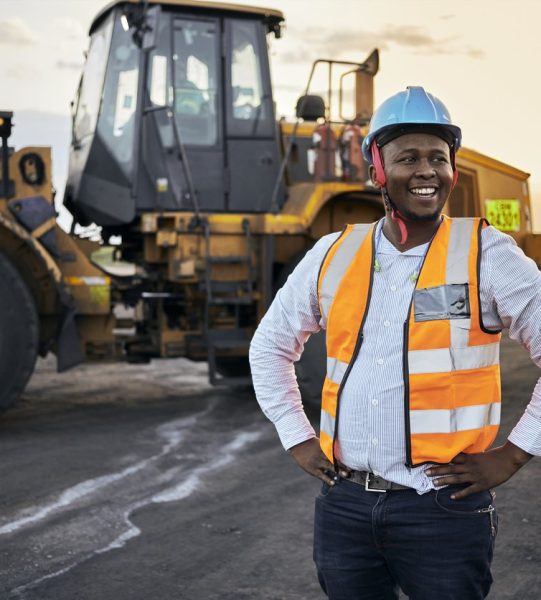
[414,284,470,322]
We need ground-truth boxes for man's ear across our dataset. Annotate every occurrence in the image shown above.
[368,165,381,189]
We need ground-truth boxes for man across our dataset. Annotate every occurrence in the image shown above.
[249,87,541,600]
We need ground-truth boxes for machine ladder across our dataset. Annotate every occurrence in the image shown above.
[202,218,256,386]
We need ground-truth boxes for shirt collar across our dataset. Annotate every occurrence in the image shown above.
[376,219,430,257]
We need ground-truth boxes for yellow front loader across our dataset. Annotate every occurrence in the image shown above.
[1,0,540,410]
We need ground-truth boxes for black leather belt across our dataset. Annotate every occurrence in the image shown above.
[346,470,412,493]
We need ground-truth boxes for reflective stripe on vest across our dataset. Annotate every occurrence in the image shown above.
[317,216,501,466]
[318,222,375,463]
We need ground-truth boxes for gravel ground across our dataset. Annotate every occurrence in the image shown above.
[0,334,539,599]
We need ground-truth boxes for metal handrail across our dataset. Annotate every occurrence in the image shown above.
[269,57,375,213]
[143,104,200,217]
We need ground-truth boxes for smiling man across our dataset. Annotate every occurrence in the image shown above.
[249,87,541,599]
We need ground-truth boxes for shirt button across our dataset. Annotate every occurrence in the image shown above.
[372,398,379,406]
[377,358,384,365]
[390,285,397,291]
[383,320,390,327]
[372,437,378,446]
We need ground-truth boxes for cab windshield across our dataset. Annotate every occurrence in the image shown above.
[96,12,140,177]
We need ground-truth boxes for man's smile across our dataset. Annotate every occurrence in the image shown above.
[409,186,438,198]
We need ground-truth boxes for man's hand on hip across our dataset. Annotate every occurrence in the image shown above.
[288,438,349,486]
[426,441,533,500]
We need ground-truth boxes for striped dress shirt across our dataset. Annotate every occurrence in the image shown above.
[249,220,541,493]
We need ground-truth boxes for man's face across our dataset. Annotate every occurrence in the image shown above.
[370,133,454,222]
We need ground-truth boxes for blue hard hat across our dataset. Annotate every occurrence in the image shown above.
[362,86,462,163]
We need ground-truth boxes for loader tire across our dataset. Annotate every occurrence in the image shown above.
[0,252,39,411]
[275,251,326,408]
[215,356,251,379]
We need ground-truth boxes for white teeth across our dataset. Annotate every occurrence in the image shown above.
[410,187,436,196]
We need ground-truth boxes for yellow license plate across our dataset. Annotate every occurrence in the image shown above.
[484,199,521,232]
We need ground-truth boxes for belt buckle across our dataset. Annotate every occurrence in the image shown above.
[364,472,387,493]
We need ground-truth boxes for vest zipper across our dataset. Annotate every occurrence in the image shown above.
[333,332,364,468]
[401,217,445,468]
[331,225,378,467]
[403,317,413,468]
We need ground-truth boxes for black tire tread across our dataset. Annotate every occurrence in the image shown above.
[0,252,39,411]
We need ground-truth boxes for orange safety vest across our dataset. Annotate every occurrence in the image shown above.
[317,216,501,467]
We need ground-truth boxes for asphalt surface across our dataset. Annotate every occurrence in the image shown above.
[1,335,540,600]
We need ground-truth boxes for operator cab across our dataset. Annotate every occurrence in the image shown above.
[65,0,284,228]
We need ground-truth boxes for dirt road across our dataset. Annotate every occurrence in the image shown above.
[1,336,539,599]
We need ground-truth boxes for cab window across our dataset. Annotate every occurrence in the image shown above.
[74,16,113,141]
[227,19,273,137]
[172,18,219,146]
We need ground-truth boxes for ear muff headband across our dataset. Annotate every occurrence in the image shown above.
[371,141,408,243]
[370,141,386,187]
[450,149,459,189]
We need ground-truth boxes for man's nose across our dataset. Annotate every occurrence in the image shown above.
[415,159,436,178]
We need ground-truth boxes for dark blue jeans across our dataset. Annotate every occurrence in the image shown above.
[314,478,497,600]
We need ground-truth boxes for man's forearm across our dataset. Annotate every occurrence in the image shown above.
[249,328,316,450]
[500,440,533,468]
[508,377,541,456]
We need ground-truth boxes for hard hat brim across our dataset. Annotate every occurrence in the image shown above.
[375,123,461,151]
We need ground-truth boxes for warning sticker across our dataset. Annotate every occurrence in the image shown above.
[485,199,521,232]
[89,285,110,305]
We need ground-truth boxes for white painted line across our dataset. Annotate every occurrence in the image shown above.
[7,426,262,597]
[0,411,203,537]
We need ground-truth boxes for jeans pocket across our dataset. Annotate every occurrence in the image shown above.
[434,487,494,516]
[434,487,498,539]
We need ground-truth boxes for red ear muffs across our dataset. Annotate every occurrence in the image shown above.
[370,141,386,187]
[450,149,459,189]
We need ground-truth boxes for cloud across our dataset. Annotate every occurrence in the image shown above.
[52,17,85,41]
[4,64,38,80]
[285,26,387,57]
[0,17,37,45]
[383,24,439,48]
[56,59,85,71]
[283,24,483,62]
[466,48,485,59]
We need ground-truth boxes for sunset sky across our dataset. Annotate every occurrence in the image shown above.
[3,0,541,228]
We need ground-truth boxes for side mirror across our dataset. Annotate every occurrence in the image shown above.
[142,5,161,51]
[355,48,379,122]
[124,4,161,50]
[295,95,325,121]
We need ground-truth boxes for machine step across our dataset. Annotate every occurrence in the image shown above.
[206,330,252,386]
[209,297,253,306]
[207,255,250,264]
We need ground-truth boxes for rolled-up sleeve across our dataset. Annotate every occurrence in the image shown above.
[480,227,541,455]
[249,233,339,450]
